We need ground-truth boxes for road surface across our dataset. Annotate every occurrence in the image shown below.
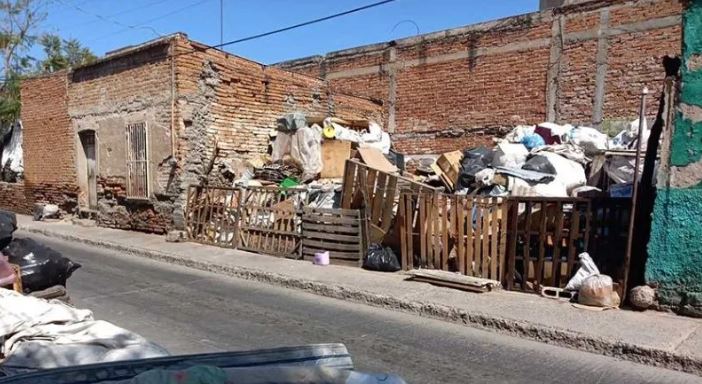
[21,233,702,384]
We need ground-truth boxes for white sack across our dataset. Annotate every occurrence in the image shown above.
[493,142,528,168]
[537,152,586,193]
[568,126,608,154]
[0,121,23,173]
[565,252,600,291]
[508,176,568,197]
[504,125,535,143]
[290,125,323,181]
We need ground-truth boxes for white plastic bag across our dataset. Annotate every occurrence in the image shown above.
[578,274,617,307]
[568,126,608,154]
[493,142,528,168]
[474,168,496,187]
[504,125,535,143]
[537,152,586,193]
[565,252,600,291]
[290,126,322,181]
[508,177,568,197]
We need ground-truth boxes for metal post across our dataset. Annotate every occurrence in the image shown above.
[623,87,648,302]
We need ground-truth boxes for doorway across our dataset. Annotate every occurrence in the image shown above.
[79,130,97,209]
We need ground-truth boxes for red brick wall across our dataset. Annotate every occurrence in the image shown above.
[278,0,684,154]
[20,71,79,211]
[0,182,32,214]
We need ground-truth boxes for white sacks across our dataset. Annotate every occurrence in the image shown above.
[537,152,586,193]
[568,126,608,155]
[578,274,619,308]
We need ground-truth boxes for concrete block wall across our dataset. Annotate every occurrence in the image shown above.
[647,0,702,317]
[277,0,683,154]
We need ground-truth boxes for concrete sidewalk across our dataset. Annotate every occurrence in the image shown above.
[16,215,702,375]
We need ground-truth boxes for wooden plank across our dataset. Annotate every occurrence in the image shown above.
[551,202,564,287]
[566,204,581,277]
[498,200,508,284]
[381,176,398,231]
[301,223,360,234]
[481,198,490,278]
[357,147,398,174]
[507,201,518,290]
[490,199,499,280]
[432,194,441,269]
[370,172,387,224]
[523,202,533,291]
[303,207,361,216]
[536,202,549,289]
[320,139,352,178]
[302,215,361,225]
[419,194,427,268]
[399,194,408,270]
[457,196,466,274]
[341,160,356,208]
[303,230,360,242]
[473,198,483,277]
[442,196,449,271]
[408,269,500,293]
[303,239,360,252]
[465,197,474,276]
[406,194,414,270]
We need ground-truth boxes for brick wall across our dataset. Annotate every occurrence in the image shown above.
[0,182,31,214]
[20,71,79,211]
[277,0,683,154]
[67,40,175,233]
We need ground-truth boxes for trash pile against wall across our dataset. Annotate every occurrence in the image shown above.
[414,120,650,198]
[0,120,24,182]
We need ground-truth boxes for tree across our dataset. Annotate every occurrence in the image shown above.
[38,34,96,73]
[0,0,45,123]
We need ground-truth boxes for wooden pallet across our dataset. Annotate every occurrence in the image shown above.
[301,207,367,265]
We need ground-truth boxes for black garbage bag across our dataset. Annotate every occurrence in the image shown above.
[522,155,557,174]
[0,210,17,249]
[363,243,401,272]
[3,238,81,293]
[456,147,494,190]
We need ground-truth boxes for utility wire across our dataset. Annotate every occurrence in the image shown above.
[54,0,162,38]
[65,0,174,30]
[88,0,212,42]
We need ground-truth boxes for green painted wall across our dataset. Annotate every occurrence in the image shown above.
[647,0,702,316]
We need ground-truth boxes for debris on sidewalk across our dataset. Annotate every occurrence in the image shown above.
[578,274,619,308]
[629,285,656,310]
[363,244,400,272]
[407,269,500,293]
[33,203,60,221]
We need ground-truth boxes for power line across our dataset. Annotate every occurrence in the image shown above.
[214,0,396,47]
[65,0,174,30]
[88,0,213,42]
[53,0,162,38]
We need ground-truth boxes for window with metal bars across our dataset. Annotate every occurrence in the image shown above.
[125,122,149,199]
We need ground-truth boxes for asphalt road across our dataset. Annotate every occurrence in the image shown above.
[21,233,702,384]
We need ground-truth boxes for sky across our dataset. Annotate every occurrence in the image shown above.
[36,0,539,65]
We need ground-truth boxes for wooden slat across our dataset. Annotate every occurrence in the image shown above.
[566,203,581,277]
[536,202,549,288]
[381,176,398,231]
[399,194,408,270]
[303,230,360,242]
[301,223,360,234]
[371,172,386,224]
[303,207,361,216]
[523,202,533,291]
[498,200,508,284]
[302,215,360,225]
[481,198,490,278]
[304,239,360,252]
[457,197,466,275]
[406,194,415,270]
[551,202,564,287]
[465,197,474,276]
[341,160,356,208]
[419,194,427,268]
[432,194,441,269]
[472,198,483,277]
[490,199,499,280]
[442,196,449,271]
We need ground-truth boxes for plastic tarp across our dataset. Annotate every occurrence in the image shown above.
[1,121,23,175]
[494,166,555,183]
[290,125,323,181]
[0,289,168,375]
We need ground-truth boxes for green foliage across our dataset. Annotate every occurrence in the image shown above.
[37,34,97,73]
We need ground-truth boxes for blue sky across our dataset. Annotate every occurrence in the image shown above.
[38,0,538,64]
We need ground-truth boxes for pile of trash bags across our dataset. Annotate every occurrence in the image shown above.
[564,252,620,308]
[430,119,649,198]
[0,210,81,294]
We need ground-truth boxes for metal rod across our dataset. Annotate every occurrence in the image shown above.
[623,87,648,302]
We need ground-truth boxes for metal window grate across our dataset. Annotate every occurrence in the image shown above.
[126,122,149,199]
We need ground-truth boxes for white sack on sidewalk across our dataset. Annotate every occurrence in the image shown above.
[565,252,600,291]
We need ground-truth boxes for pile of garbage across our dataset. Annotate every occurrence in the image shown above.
[0,210,81,296]
[416,120,649,198]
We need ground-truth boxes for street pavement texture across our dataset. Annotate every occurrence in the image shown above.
[26,234,702,384]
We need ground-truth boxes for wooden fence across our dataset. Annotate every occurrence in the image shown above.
[504,197,631,292]
[185,186,240,248]
[341,159,438,244]
[237,187,307,258]
[398,193,508,282]
[301,207,367,265]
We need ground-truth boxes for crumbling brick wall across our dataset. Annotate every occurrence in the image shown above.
[277,0,683,154]
[0,182,31,214]
[67,40,176,233]
[20,71,79,212]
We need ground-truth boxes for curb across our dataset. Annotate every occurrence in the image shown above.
[18,225,702,376]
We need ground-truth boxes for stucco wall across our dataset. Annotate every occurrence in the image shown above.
[647,0,702,316]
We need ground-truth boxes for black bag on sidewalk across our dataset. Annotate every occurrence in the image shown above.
[0,210,17,249]
[363,244,401,272]
[3,238,81,293]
